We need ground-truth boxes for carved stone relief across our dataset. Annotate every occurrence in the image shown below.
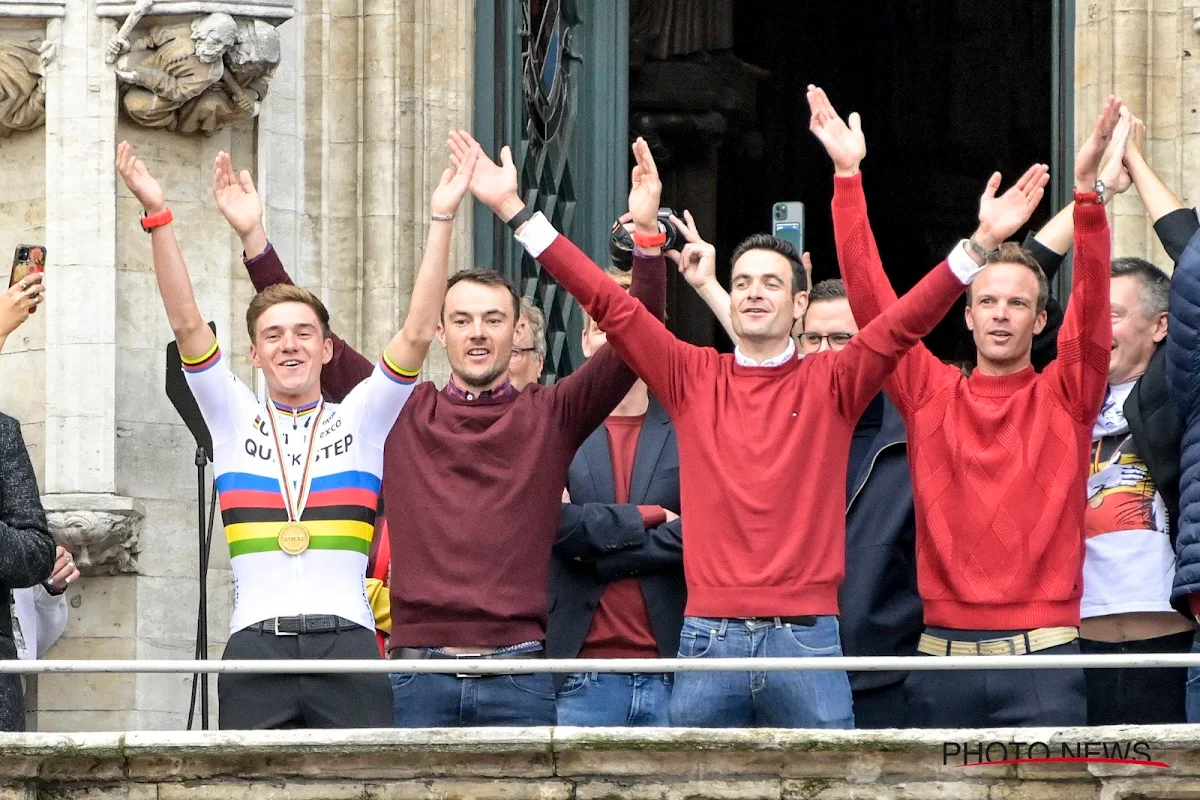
[107,4,281,135]
[0,38,53,135]
[41,494,144,576]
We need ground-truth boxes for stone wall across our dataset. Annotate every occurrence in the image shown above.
[1,727,1200,798]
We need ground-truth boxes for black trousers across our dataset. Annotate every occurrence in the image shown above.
[851,680,909,729]
[905,627,1086,728]
[1080,630,1192,725]
[218,623,392,730]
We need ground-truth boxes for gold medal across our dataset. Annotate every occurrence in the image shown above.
[277,522,311,555]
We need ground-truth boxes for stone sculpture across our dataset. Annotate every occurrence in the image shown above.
[0,39,54,136]
[108,10,280,134]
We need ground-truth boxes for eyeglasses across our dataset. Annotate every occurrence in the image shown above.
[511,346,539,359]
[798,332,855,351]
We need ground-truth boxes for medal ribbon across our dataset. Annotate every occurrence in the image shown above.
[266,399,325,523]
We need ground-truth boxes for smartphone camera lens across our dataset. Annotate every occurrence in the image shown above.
[17,247,28,260]
[773,205,786,221]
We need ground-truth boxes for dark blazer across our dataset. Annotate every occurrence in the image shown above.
[547,397,685,688]
[0,413,56,617]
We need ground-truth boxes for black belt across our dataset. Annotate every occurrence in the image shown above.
[739,616,817,627]
[248,615,360,636]
[388,647,545,660]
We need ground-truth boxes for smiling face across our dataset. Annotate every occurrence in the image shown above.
[965,262,1047,375]
[437,279,517,390]
[1109,274,1167,385]
[249,301,333,405]
[728,248,807,349]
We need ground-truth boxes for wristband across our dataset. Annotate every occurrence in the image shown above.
[1072,189,1101,205]
[141,208,174,232]
[505,206,535,232]
[632,229,667,248]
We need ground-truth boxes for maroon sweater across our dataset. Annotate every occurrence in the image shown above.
[244,245,665,647]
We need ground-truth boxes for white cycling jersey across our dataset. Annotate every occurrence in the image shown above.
[182,341,417,633]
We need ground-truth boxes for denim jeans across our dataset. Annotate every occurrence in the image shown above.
[667,615,854,728]
[1186,632,1200,723]
[390,644,557,727]
[556,672,672,726]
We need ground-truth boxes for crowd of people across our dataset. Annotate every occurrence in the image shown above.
[2,84,1200,731]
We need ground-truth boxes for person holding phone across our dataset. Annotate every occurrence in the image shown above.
[0,271,43,353]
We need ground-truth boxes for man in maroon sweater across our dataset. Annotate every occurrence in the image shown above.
[213,136,666,727]
[813,85,1122,726]
[454,132,973,728]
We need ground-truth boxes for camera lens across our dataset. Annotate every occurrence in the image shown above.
[17,247,28,260]
[773,205,786,220]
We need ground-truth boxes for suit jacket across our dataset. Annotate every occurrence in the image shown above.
[0,412,56,642]
[547,397,685,687]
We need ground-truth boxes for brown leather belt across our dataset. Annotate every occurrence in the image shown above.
[917,627,1078,656]
[388,647,544,661]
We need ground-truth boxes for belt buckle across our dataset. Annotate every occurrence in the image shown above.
[454,651,483,679]
[273,617,300,637]
[977,636,1015,656]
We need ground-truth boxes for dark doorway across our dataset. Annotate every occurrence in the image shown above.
[640,1,1056,358]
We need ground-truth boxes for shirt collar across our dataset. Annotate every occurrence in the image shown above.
[733,338,796,368]
[444,376,516,402]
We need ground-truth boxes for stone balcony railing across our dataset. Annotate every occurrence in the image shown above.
[3,726,1200,798]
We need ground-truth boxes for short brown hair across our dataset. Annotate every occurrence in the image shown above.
[444,269,521,321]
[730,234,806,295]
[583,268,632,329]
[246,284,332,342]
[966,242,1049,314]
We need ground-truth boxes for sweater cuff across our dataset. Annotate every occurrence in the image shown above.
[832,172,864,206]
[243,241,276,266]
[513,212,557,257]
[1074,199,1109,236]
[947,240,985,285]
[638,505,667,528]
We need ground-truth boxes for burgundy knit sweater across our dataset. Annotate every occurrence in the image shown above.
[244,245,665,647]
[833,172,1112,629]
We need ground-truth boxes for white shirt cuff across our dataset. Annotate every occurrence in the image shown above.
[513,212,558,258]
[947,239,985,285]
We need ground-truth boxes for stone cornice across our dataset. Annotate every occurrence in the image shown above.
[95,0,293,20]
[0,0,64,18]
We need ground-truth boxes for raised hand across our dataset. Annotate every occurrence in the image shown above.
[431,138,479,217]
[115,140,165,213]
[0,271,43,335]
[212,151,263,237]
[807,84,866,177]
[666,210,717,288]
[448,130,520,218]
[974,164,1050,251]
[801,252,813,291]
[1075,96,1122,192]
[628,137,662,233]
[1124,114,1147,168]
[1098,108,1133,199]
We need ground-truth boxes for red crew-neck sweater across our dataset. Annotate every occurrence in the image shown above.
[832,172,1112,630]
[516,215,969,618]
[243,244,666,647]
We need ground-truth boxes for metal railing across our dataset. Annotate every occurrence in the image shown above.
[7,654,1200,675]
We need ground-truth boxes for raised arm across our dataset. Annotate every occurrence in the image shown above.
[1168,228,1200,423]
[116,141,215,361]
[668,210,738,340]
[212,151,373,400]
[454,132,696,413]
[1124,115,1199,263]
[1042,99,1123,423]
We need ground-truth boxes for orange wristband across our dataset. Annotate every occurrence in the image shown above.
[141,208,174,232]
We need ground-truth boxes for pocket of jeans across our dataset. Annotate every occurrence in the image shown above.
[389,672,418,690]
[507,672,556,699]
[678,627,715,659]
[556,672,590,697]
[784,621,842,656]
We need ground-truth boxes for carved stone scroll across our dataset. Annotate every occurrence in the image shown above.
[41,493,144,576]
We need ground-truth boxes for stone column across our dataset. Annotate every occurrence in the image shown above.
[1075,0,1199,270]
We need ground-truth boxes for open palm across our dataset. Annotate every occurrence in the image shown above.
[977,164,1049,244]
[628,137,662,230]
[1075,96,1122,189]
[448,130,517,211]
[431,143,479,216]
[115,141,165,212]
[807,85,866,175]
[212,151,262,237]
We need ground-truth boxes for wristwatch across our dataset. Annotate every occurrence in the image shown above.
[967,237,999,261]
[1073,179,1105,206]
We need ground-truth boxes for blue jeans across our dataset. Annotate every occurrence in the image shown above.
[668,615,854,728]
[556,672,672,726]
[1186,632,1200,723]
[390,645,557,727]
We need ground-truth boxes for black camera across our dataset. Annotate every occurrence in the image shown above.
[609,208,687,269]
[17,246,29,260]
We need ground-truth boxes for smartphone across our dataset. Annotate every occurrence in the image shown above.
[771,202,805,258]
[9,244,46,287]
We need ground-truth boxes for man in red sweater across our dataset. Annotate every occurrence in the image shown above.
[214,136,666,727]
[812,84,1121,726]
[454,132,974,728]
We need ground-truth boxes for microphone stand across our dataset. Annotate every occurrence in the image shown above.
[186,446,215,730]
